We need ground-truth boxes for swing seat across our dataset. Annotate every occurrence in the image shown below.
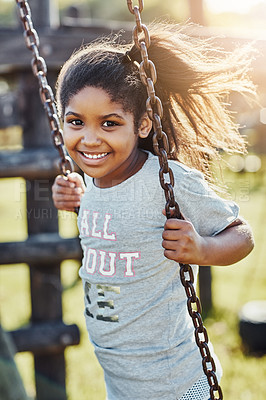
[239,300,266,355]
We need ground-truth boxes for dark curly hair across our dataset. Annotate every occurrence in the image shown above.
[56,22,257,180]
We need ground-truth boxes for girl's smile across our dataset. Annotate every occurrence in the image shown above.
[63,86,151,188]
[81,152,108,160]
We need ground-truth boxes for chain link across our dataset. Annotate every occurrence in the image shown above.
[15,0,74,177]
[127,2,223,399]
[127,0,144,14]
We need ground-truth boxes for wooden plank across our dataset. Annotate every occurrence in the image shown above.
[9,322,80,354]
[0,25,265,80]
[0,148,63,179]
[0,234,82,265]
[0,24,132,72]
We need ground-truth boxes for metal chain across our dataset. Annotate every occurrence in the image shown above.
[15,1,223,396]
[15,0,74,177]
[127,2,223,399]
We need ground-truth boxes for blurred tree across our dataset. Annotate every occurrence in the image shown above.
[0,0,17,27]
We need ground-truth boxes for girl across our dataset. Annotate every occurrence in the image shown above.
[52,22,255,400]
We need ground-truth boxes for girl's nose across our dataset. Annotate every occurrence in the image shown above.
[81,128,101,146]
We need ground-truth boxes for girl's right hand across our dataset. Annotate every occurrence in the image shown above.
[52,172,85,212]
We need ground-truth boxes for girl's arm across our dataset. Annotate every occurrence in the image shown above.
[52,172,85,212]
[162,217,254,266]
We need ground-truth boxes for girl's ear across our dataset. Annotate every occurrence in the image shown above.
[138,113,152,138]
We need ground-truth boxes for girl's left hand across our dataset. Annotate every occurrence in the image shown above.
[162,217,205,265]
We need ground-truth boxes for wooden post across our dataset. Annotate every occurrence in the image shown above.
[19,68,67,400]
[28,0,59,28]
[18,65,66,399]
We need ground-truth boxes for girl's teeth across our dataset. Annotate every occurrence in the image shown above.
[83,152,107,159]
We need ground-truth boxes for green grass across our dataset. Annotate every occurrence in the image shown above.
[0,161,266,400]
[204,163,266,400]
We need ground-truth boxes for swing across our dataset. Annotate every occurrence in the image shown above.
[15,1,222,399]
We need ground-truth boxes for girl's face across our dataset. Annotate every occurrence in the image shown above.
[63,86,151,188]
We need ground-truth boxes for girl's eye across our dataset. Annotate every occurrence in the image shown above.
[69,119,83,126]
[102,120,119,127]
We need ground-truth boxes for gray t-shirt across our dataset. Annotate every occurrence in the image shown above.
[78,151,239,400]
